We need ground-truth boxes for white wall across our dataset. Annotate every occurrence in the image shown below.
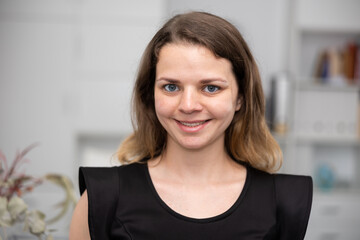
[0,0,166,235]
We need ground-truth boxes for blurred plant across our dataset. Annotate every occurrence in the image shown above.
[0,144,77,240]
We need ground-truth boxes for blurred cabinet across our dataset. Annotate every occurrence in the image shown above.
[306,193,360,240]
[278,0,360,239]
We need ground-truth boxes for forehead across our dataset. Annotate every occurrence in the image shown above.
[156,43,234,80]
[157,42,216,60]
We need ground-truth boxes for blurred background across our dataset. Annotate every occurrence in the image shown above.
[0,0,359,239]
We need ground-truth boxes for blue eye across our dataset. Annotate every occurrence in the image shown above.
[204,85,219,93]
[164,84,179,92]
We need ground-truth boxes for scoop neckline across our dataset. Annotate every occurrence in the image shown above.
[143,162,251,223]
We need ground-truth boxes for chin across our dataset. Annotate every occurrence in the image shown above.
[177,139,210,151]
[181,144,205,151]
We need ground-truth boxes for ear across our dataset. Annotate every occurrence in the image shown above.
[235,96,242,111]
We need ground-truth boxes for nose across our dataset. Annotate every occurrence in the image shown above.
[178,87,203,114]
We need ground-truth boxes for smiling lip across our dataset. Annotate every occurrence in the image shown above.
[175,119,210,132]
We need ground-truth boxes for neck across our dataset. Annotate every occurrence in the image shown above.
[154,137,237,184]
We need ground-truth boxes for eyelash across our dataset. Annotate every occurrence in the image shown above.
[203,85,220,93]
[163,84,179,92]
[162,84,220,93]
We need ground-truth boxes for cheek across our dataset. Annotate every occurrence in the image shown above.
[154,92,175,118]
[154,95,165,117]
[209,96,238,119]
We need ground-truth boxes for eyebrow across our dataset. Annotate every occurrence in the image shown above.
[200,79,227,84]
[156,78,180,83]
[156,78,228,84]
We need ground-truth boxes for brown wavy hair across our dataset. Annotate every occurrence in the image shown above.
[117,11,282,172]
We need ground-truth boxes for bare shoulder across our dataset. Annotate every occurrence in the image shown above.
[69,190,90,240]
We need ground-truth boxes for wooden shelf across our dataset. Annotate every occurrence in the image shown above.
[294,79,360,92]
[296,136,360,147]
[314,188,360,199]
[273,132,360,147]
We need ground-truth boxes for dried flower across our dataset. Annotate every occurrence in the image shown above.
[0,144,77,240]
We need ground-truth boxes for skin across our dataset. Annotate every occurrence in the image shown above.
[69,43,247,238]
[69,190,90,240]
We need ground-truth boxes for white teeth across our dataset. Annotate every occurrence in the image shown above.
[180,121,206,127]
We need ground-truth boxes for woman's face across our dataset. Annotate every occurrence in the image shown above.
[154,43,241,151]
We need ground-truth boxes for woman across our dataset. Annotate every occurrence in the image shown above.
[70,12,312,240]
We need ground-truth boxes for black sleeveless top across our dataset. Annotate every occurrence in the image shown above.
[79,163,312,240]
